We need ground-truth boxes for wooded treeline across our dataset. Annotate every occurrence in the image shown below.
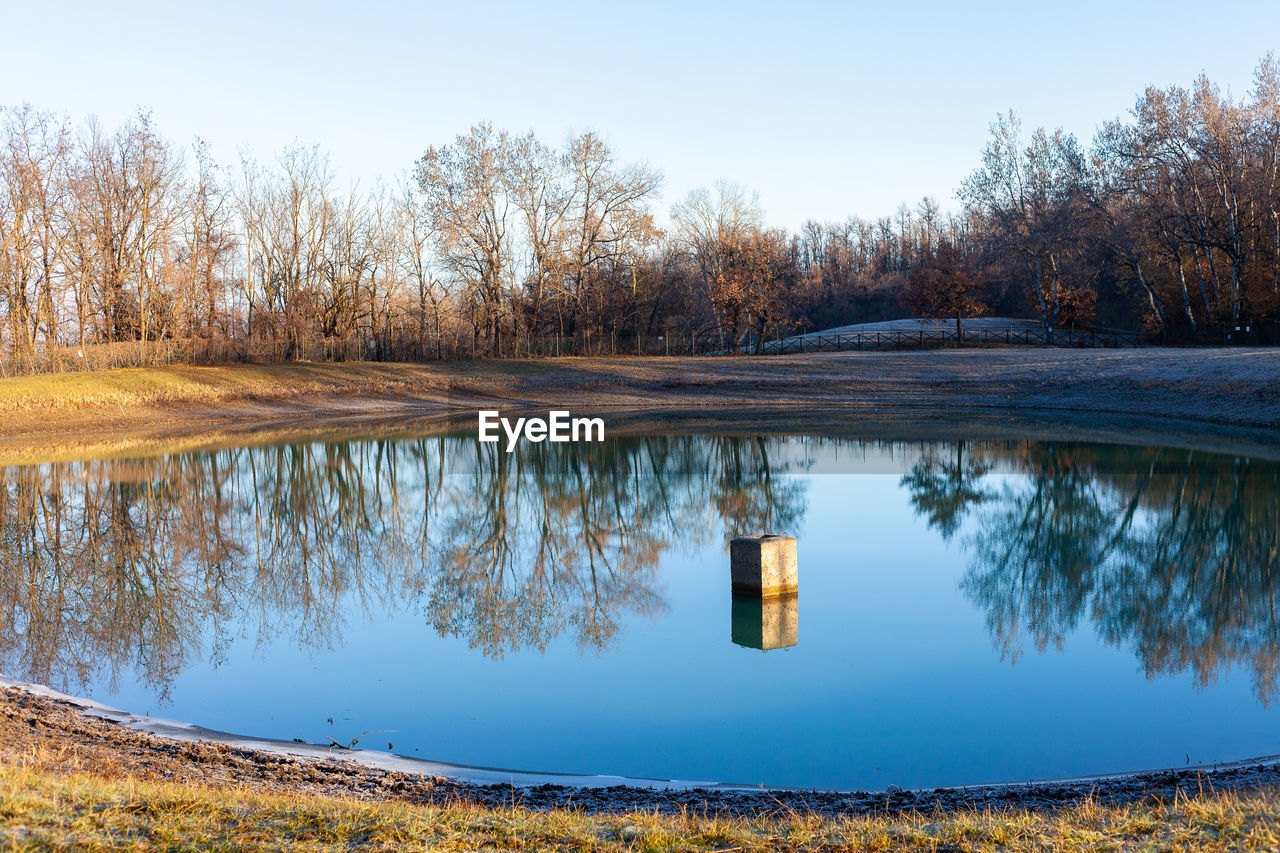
[2,55,1279,371]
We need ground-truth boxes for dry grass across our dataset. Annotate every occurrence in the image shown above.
[0,363,457,413]
[0,363,465,465]
[1,760,1278,851]
[6,641,1280,850]
[4,349,1278,417]
[1,350,1279,467]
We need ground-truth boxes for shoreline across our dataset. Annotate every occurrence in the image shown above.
[5,678,1279,816]
[7,349,1280,823]
[2,347,1280,464]
[8,405,1280,468]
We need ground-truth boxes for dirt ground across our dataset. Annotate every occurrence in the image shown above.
[5,685,1280,818]
[2,348,1280,464]
[6,350,1280,815]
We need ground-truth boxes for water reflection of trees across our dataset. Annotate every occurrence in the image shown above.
[903,443,1280,703]
[9,433,1276,707]
[0,435,808,696]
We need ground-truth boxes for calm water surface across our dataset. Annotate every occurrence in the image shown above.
[2,428,1278,789]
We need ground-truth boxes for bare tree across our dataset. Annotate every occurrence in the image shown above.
[671,179,764,347]
[960,112,1092,333]
[414,124,515,356]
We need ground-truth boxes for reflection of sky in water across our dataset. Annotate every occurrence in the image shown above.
[7,436,1280,789]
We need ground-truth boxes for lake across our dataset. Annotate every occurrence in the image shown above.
[2,425,1278,790]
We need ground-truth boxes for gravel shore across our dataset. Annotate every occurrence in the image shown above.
[6,684,1278,818]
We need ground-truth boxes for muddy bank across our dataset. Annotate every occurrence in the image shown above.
[3,348,1280,464]
[4,682,1278,818]
[7,404,1280,470]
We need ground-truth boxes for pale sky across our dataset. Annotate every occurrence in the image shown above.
[4,0,1278,229]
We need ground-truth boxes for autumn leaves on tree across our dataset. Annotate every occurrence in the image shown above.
[3,55,1280,371]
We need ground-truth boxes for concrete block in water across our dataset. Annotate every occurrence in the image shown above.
[729,534,797,596]
[731,593,798,650]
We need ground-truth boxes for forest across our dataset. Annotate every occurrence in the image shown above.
[2,56,1279,372]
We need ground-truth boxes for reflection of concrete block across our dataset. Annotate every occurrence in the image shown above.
[732,593,798,650]
[730,534,797,596]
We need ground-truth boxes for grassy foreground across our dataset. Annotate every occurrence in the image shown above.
[1,765,1278,852]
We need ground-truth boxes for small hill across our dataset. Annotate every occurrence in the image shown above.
[787,317,1043,342]
[751,317,1135,354]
